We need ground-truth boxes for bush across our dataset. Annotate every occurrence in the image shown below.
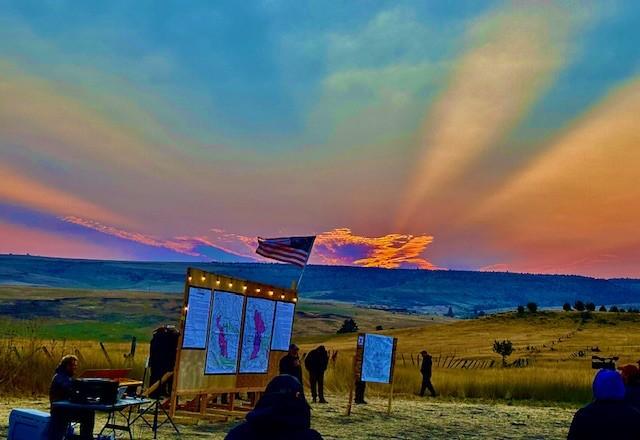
[375,325,383,331]
[599,305,607,312]
[526,302,538,313]
[610,306,619,313]
[586,302,596,312]
[492,340,514,367]
[517,305,525,315]
[620,308,626,313]
[337,318,358,334]
[574,301,586,312]
[563,303,572,312]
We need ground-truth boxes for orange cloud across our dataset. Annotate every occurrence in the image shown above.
[314,228,436,269]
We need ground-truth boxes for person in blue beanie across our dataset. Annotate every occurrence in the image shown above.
[567,369,640,439]
[225,375,323,440]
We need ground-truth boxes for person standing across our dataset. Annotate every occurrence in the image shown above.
[279,344,303,388]
[304,345,329,403]
[419,350,437,397]
[354,379,367,404]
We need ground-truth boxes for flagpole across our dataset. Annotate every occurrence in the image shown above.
[294,263,308,291]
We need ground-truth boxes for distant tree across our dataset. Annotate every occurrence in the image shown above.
[445,306,455,318]
[517,305,525,315]
[337,318,358,334]
[563,303,572,312]
[599,305,607,312]
[375,325,383,331]
[493,340,514,367]
[619,308,626,313]
[610,305,619,313]
[586,302,596,312]
[574,300,586,312]
[526,302,538,313]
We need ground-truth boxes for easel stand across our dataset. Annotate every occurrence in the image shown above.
[135,373,180,438]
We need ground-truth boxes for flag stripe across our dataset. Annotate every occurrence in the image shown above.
[258,241,309,258]
[257,243,308,264]
[256,247,306,267]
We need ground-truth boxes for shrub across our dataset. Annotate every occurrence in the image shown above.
[375,325,383,331]
[526,302,538,313]
[599,305,607,312]
[574,301,586,312]
[493,340,514,367]
[610,306,619,313]
[337,318,358,334]
[563,303,572,312]
[586,302,596,312]
[517,305,525,315]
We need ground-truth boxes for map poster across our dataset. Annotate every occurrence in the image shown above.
[271,301,295,351]
[239,297,276,373]
[205,291,245,374]
[361,334,395,383]
[182,287,212,349]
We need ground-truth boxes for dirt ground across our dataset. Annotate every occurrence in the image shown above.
[0,395,576,439]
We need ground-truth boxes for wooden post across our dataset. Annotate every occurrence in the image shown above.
[99,342,113,367]
[387,379,394,415]
[346,354,356,416]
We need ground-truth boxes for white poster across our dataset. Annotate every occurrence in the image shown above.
[361,334,394,383]
[271,301,295,351]
[182,287,212,349]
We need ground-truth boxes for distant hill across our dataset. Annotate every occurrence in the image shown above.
[1,255,639,316]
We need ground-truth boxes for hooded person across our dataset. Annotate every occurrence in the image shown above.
[619,364,640,408]
[567,369,640,439]
[225,375,322,440]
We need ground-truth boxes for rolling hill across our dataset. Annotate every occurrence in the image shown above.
[1,254,639,315]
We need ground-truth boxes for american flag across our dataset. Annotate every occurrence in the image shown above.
[255,236,316,267]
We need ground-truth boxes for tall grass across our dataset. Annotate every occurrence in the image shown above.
[0,319,145,396]
[316,355,593,403]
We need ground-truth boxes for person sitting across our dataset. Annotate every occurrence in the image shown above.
[567,369,640,439]
[619,364,640,408]
[225,374,322,440]
[279,344,303,387]
[304,345,329,403]
[49,355,95,440]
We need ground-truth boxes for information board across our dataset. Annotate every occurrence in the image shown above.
[271,301,295,351]
[182,287,212,349]
[205,291,245,374]
[239,297,276,373]
[361,334,394,383]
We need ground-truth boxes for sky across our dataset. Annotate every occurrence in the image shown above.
[1,0,640,278]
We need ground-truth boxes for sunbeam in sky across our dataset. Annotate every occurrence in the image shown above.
[1,1,640,277]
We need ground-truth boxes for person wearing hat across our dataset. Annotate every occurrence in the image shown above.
[568,369,640,439]
[419,350,436,397]
[619,364,640,408]
[279,344,304,390]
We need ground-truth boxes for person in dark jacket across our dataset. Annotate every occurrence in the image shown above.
[419,350,436,397]
[567,369,640,439]
[304,346,329,403]
[279,344,303,387]
[49,354,95,440]
[225,375,322,440]
[619,364,640,408]
[354,379,367,404]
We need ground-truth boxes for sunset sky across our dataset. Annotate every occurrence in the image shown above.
[1,1,639,278]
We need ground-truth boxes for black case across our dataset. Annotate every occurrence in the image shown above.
[70,378,119,405]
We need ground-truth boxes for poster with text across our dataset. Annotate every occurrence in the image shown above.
[205,291,244,374]
[239,297,276,373]
[361,334,394,383]
[271,301,295,351]
[182,287,212,349]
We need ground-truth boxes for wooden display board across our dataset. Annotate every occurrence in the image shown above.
[347,333,398,415]
[169,267,298,420]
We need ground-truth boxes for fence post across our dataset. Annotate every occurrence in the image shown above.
[99,342,113,367]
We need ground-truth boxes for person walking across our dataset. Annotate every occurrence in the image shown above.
[279,344,303,388]
[304,345,329,403]
[419,350,437,397]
